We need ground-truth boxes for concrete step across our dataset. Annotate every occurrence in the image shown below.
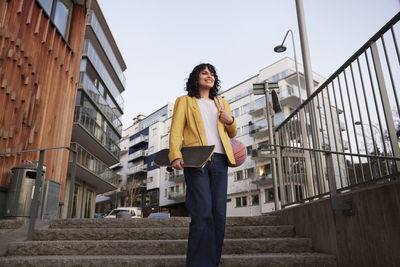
[34,225,295,241]
[0,253,337,267]
[6,238,312,256]
[0,219,25,229]
[49,216,281,229]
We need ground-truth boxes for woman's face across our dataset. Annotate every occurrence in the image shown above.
[197,67,215,90]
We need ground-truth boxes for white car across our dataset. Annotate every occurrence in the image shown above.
[103,207,142,218]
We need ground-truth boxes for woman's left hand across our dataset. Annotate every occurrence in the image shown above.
[219,110,234,125]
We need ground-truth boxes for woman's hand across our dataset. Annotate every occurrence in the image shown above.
[171,158,184,170]
[219,110,234,125]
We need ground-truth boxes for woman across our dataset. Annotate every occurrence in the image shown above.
[168,63,237,266]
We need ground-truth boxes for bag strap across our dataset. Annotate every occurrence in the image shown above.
[216,97,224,111]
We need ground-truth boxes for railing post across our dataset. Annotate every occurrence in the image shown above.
[27,150,45,241]
[299,108,315,197]
[326,152,355,216]
[275,131,282,210]
[67,149,77,218]
[370,41,400,172]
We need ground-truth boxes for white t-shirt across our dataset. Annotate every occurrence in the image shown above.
[196,98,225,154]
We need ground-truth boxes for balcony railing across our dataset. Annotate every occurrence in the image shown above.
[129,135,149,147]
[70,142,120,187]
[78,72,122,134]
[87,11,127,89]
[168,169,184,183]
[73,107,121,159]
[127,164,147,175]
[168,191,186,201]
[128,149,148,161]
[82,40,124,111]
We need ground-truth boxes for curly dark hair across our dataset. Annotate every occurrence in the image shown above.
[185,63,220,99]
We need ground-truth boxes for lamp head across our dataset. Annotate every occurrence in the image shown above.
[274,45,287,53]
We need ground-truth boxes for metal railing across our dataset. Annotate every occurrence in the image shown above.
[0,147,77,240]
[70,142,120,186]
[73,106,121,159]
[272,12,400,211]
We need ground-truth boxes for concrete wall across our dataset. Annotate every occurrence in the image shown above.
[273,179,400,267]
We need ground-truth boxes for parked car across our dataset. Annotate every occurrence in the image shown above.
[103,207,142,218]
[148,212,170,218]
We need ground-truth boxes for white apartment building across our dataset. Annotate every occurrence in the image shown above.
[115,57,326,217]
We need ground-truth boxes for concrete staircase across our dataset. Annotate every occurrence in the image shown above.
[0,216,336,266]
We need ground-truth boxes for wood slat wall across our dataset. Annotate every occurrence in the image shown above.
[0,0,88,202]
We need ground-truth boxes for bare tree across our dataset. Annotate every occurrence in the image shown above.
[125,178,142,207]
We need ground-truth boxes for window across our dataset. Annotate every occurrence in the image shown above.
[265,188,273,202]
[84,189,94,218]
[227,198,231,203]
[246,146,252,155]
[72,183,80,218]
[252,194,259,206]
[232,108,240,118]
[235,196,247,207]
[242,125,249,135]
[245,168,254,179]
[164,188,167,197]
[242,103,250,114]
[36,0,74,40]
[234,171,244,181]
[147,176,153,183]
[152,128,158,136]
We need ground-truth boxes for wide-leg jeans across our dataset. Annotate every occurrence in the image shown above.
[184,153,228,267]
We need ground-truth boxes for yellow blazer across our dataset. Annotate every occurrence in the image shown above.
[168,95,237,166]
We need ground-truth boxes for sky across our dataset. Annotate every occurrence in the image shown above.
[97,0,399,129]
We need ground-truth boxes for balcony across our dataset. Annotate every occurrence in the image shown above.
[127,164,148,175]
[252,173,273,186]
[69,142,119,194]
[78,72,122,134]
[168,191,186,202]
[86,11,126,89]
[72,107,120,165]
[128,149,148,162]
[129,135,149,149]
[82,39,124,111]
[168,170,184,183]
[249,125,268,139]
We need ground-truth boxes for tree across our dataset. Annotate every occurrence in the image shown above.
[125,178,142,207]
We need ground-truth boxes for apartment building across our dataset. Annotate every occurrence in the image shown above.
[0,0,88,218]
[99,105,174,217]
[64,0,127,218]
[110,58,326,217]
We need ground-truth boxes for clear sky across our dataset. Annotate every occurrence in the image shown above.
[97,0,399,129]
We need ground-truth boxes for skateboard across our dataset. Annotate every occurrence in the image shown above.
[154,145,215,172]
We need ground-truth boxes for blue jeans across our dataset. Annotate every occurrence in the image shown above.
[184,153,228,267]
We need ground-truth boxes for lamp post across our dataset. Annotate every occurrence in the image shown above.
[274,29,302,105]
[355,121,380,155]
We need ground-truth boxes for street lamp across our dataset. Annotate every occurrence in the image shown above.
[355,121,380,155]
[274,29,302,105]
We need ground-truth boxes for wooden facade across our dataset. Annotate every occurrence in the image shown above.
[0,0,88,202]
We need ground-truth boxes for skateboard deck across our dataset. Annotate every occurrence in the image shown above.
[154,145,215,169]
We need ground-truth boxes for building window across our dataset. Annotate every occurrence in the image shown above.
[37,0,74,40]
[84,189,94,218]
[148,176,153,183]
[242,103,250,114]
[152,128,157,136]
[252,194,259,206]
[242,124,249,135]
[236,196,247,207]
[232,108,240,118]
[246,146,252,155]
[245,168,254,179]
[227,198,231,203]
[234,171,244,181]
[71,183,80,218]
[164,188,167,197]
